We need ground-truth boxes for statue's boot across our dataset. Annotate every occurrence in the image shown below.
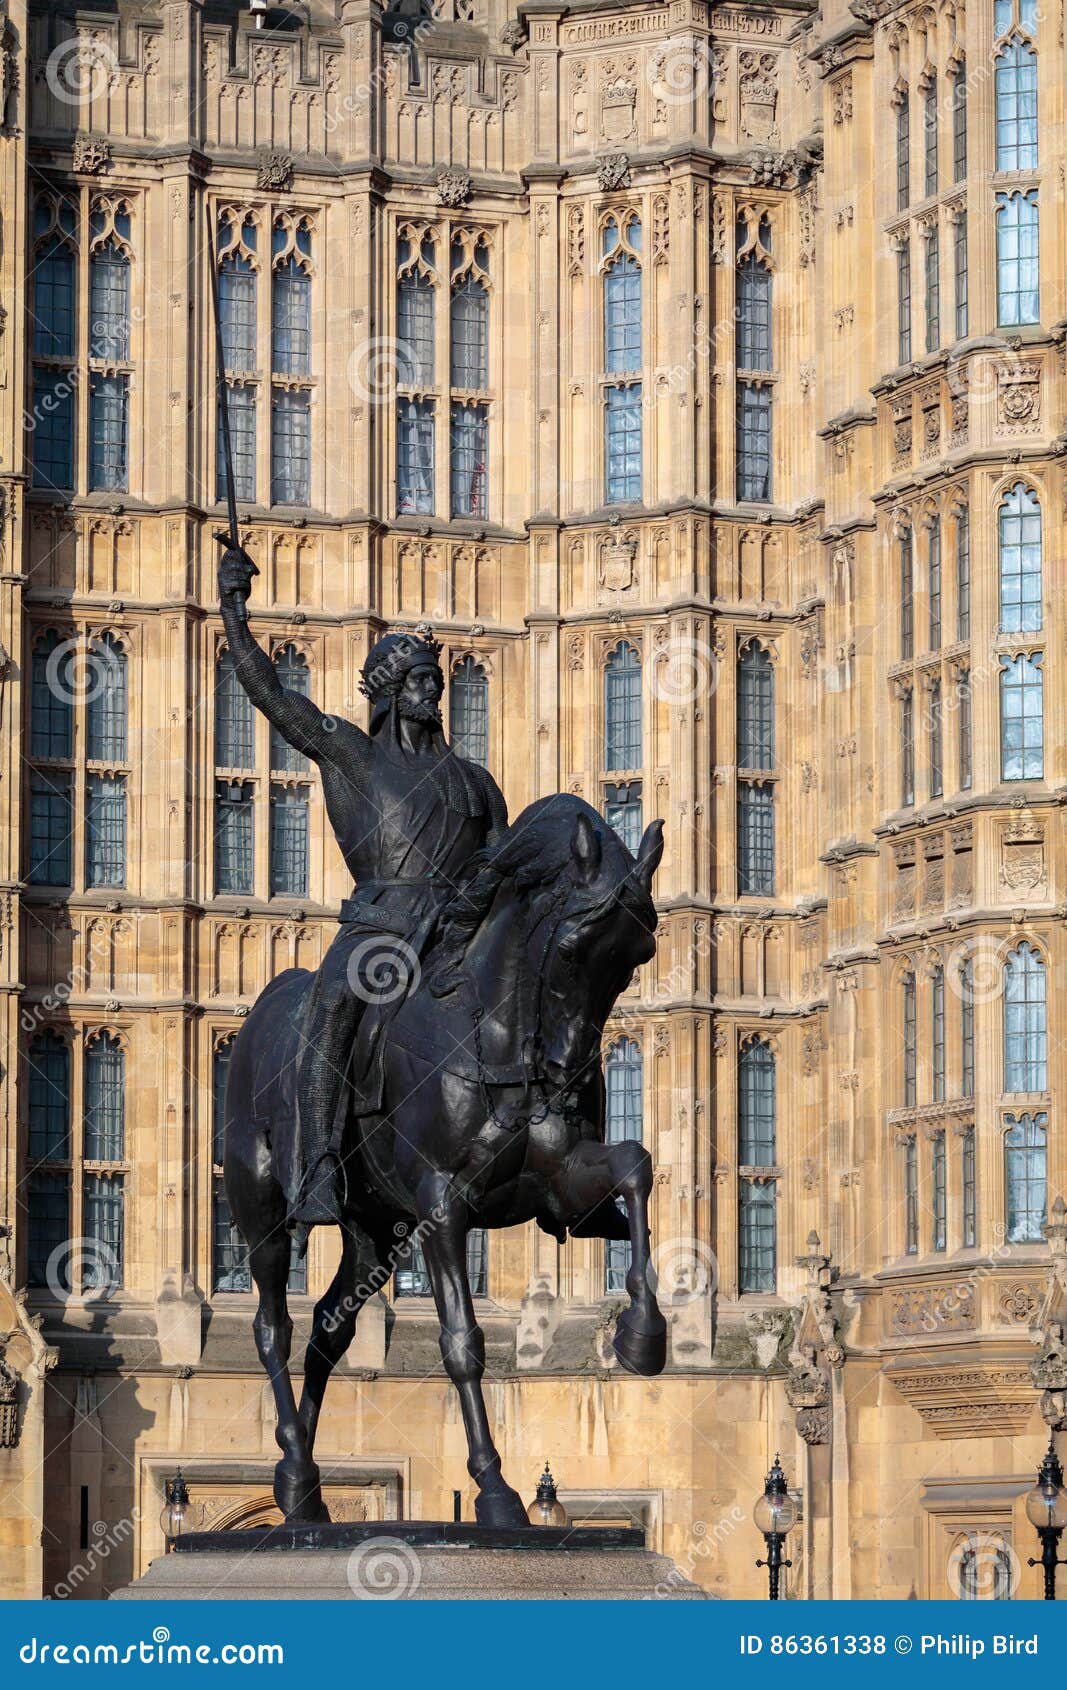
[289,1153,343,1228]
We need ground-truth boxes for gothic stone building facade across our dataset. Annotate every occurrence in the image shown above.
[0,0,1065,1603]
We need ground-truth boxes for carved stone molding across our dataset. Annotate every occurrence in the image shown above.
[596,151,631,191]
[1031,1195,1067,1427]
[256,149,293,192]
[886,1359,1037,1437]
[0,1340,19,1448]
[72,135,111,174]
[435,168,473,207]
[888,1280,976,1337]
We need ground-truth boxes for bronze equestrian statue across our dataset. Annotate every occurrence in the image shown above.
[218,547,666,1528]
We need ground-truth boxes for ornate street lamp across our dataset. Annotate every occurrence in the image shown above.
[159,1469,192,1551]
[754,1454,797,1600]
[527,1463,568,1527]
[1026,1438,1067,1600]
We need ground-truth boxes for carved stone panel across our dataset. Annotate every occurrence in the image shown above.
[888,1280,976,1337]
[996,360,1041,436]
[999,815,1046,897]
[738,50,778,141]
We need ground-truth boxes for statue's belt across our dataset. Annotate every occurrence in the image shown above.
[337,879,450,935]
[387,1021,545,1092]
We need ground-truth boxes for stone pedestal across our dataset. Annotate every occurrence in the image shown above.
[110,1521,711,1601]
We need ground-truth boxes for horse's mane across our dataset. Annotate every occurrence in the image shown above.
[429,794,627,996]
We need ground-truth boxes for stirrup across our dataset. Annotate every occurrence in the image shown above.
[292,1153,343,1225]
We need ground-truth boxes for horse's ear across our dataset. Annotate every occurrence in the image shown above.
[571,812,602,886]
[634,819,665,893]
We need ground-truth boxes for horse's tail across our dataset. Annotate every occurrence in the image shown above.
[223,968,313,1216]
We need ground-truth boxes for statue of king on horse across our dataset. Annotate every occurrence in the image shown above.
[217,547,667,1529]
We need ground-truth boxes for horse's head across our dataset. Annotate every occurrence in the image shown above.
[529,798,663,1087]
[432,795,663,1087]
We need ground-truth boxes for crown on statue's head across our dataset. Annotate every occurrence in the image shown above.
[358,625,444,702]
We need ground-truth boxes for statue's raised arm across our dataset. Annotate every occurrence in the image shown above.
[217,546,365,766]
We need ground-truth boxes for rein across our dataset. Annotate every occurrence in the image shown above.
[466,871,600,1133]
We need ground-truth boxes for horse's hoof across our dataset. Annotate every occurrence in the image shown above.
[613,1309,667,1377]
[475,1484,529,1530]
[274,1458,329,1524]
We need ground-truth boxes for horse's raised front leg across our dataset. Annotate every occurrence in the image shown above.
[416,1172,527,1529]
[247,1226,327,1523]
[298,1222,384,1457]
[554,1138,667,1377]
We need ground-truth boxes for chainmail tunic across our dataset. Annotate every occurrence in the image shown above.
[220,596,508,1211]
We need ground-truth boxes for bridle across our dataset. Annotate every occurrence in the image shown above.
[467,862,653,1133]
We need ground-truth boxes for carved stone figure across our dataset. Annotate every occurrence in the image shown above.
[786,1342,830,1445]
[0,1339,19,1449]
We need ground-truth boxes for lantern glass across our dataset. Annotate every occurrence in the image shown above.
[527,1463,568,1527]
[1025,1480,1067,1531]
[754,1486,797,1537]
[527,1493,568,1527]
[159,1474,198,1540]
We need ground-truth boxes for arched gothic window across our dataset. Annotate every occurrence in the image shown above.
[1003,942,1047,1092]
[604,642,642,771]
[449,657,489,767]
[998,483,1042,633]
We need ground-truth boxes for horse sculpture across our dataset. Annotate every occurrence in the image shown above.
[224,793,665,1528]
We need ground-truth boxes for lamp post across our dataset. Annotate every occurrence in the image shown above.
[1026,1438,1067,1599]
[754,1454,797,1600]
[527,1463,568,1527]
[159,1469,192,1552]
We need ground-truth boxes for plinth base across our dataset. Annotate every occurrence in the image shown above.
[111,1521,711,1600]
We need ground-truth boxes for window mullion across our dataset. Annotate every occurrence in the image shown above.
[70,1035,87,1287]
[436,234,450,517]
[75,188,92,499]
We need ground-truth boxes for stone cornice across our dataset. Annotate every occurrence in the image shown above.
[874,785,1067,839]
[817,407,877,441]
